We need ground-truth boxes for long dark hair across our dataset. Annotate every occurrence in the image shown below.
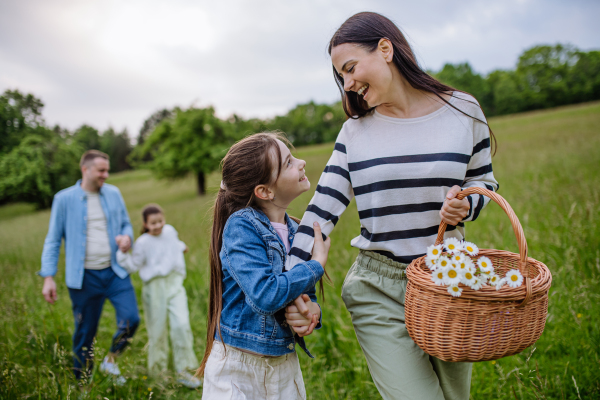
[141,204,163,235]
[197,132,328,376]
[329,12,496,154]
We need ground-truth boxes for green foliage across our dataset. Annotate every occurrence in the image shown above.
[267,101,347,146]
[0,89,45,154]
[434,44,600,117]
[0,133,81,208]
[131,107,235,194]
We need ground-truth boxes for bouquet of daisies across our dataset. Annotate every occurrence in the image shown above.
[426,237,524,297]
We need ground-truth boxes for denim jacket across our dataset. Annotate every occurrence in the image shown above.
[218,207,324,357]
[39,180,134,289]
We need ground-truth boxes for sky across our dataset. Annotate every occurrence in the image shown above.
[1,0,599,138]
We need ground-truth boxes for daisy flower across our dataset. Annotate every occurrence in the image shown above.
[494,278,506,291]
[487,273,501,286]
[443,237,463,254]
[477,256,494,274]
[456,257,474,273]
[463,241,479,256]
[470,276,484,290]
[443,266,462,285]
[505,269,524,288]
[431,269,446,285]
[447,284,462,297]
[461,269,477,287]
[425,256,439,271]
[437,255,451,270]
[452,253,465,264]
[426,244,443,260]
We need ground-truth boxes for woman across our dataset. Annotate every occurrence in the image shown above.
[285,12,498,400]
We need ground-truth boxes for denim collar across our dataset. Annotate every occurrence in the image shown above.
[247,207,297,237]
[75,179,104,198]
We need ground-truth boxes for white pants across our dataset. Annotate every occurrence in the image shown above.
[202,342,306,400]
[142,273,198,375]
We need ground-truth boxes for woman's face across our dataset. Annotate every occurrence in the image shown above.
[331,41,394,107]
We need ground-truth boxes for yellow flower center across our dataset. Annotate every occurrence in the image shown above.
[511,275,518,282]
[467,246,473,252]
[448,244,455,250]
[448,270,457,279]
[491,277,496,282]
[452,287,459,292]
[465,273,472,279]
[455,256,461,261]
[481,262,487,268]
[441,261,447,267]
[432,249,439,255]
[437,272,443,279]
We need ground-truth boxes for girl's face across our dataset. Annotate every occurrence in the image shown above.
[331,41,394,108]
[145,213,165,236]
[271,139,310,205]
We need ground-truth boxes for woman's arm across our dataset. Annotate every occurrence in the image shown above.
[223,216,325,315]
[460,112,499,222]
[286,131,353,270]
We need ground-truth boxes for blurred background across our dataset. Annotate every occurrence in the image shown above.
[1,1,599,399]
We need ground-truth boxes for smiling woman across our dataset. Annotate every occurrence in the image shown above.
[286,11,499,400]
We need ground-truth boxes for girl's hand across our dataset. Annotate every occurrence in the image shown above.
[115,235,131,252]
[311,221,331,268]
[285,294,320,337]
[440,185,470,226]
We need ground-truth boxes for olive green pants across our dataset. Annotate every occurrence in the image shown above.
[341,251,472,400]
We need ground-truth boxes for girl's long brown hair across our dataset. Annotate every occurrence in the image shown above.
[329,12,496,155]
[197,132,290,376]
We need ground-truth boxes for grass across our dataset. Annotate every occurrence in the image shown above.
[1,101,599,399]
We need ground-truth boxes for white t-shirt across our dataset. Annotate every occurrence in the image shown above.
[116,224,187,283]
[84,191,111,270]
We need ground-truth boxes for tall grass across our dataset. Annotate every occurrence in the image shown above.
[1,102,599,399]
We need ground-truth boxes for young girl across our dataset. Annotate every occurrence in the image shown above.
[287,12,499,400]
[199,132,330,400]
[117,204,201,389]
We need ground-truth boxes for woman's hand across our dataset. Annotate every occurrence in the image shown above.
[285,294,321,337]
[311,221,331,268]
[440,185,470,226]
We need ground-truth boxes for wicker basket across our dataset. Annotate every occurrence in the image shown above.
[405,187,552,362]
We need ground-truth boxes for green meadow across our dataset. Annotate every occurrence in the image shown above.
[1,102,599,399]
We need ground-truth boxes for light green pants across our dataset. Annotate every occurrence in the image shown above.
[142,272,199,375]
[341,251,472,400]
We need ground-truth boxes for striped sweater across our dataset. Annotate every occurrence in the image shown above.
[286,92,499,269]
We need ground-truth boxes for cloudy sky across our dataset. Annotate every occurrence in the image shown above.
[1,0,599,138]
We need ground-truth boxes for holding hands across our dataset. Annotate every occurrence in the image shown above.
[115,235,131,253]
[287,221,330,337]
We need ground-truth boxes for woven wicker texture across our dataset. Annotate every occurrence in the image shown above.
[405,187,552,362]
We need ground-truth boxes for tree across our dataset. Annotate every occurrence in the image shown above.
[0,133,81,208]
[0,89,45,154]
[434,63,492,113]
[131,106,234,195]
[99,127,132,173]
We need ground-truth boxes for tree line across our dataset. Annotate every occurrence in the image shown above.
[1,44,598,207]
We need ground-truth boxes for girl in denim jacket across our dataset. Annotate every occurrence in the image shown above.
[198,132,331,400]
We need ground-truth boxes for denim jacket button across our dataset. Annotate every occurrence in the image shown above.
[288,343,294,350]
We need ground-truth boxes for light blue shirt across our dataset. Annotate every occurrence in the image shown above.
[39,180,134,289]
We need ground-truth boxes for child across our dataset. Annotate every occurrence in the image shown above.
[199,132,330,400]
[117,204,201,389]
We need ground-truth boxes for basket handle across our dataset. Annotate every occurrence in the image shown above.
[435,187,533,306]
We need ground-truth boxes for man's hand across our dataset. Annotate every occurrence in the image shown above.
[115,235,131,252]
[285,294,321,337]
[42,276,57,304]
[440,185,470,226]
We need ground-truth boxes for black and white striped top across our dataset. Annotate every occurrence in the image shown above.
[286,92,499,269]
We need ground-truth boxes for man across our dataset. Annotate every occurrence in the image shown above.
[40,150,139,384]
